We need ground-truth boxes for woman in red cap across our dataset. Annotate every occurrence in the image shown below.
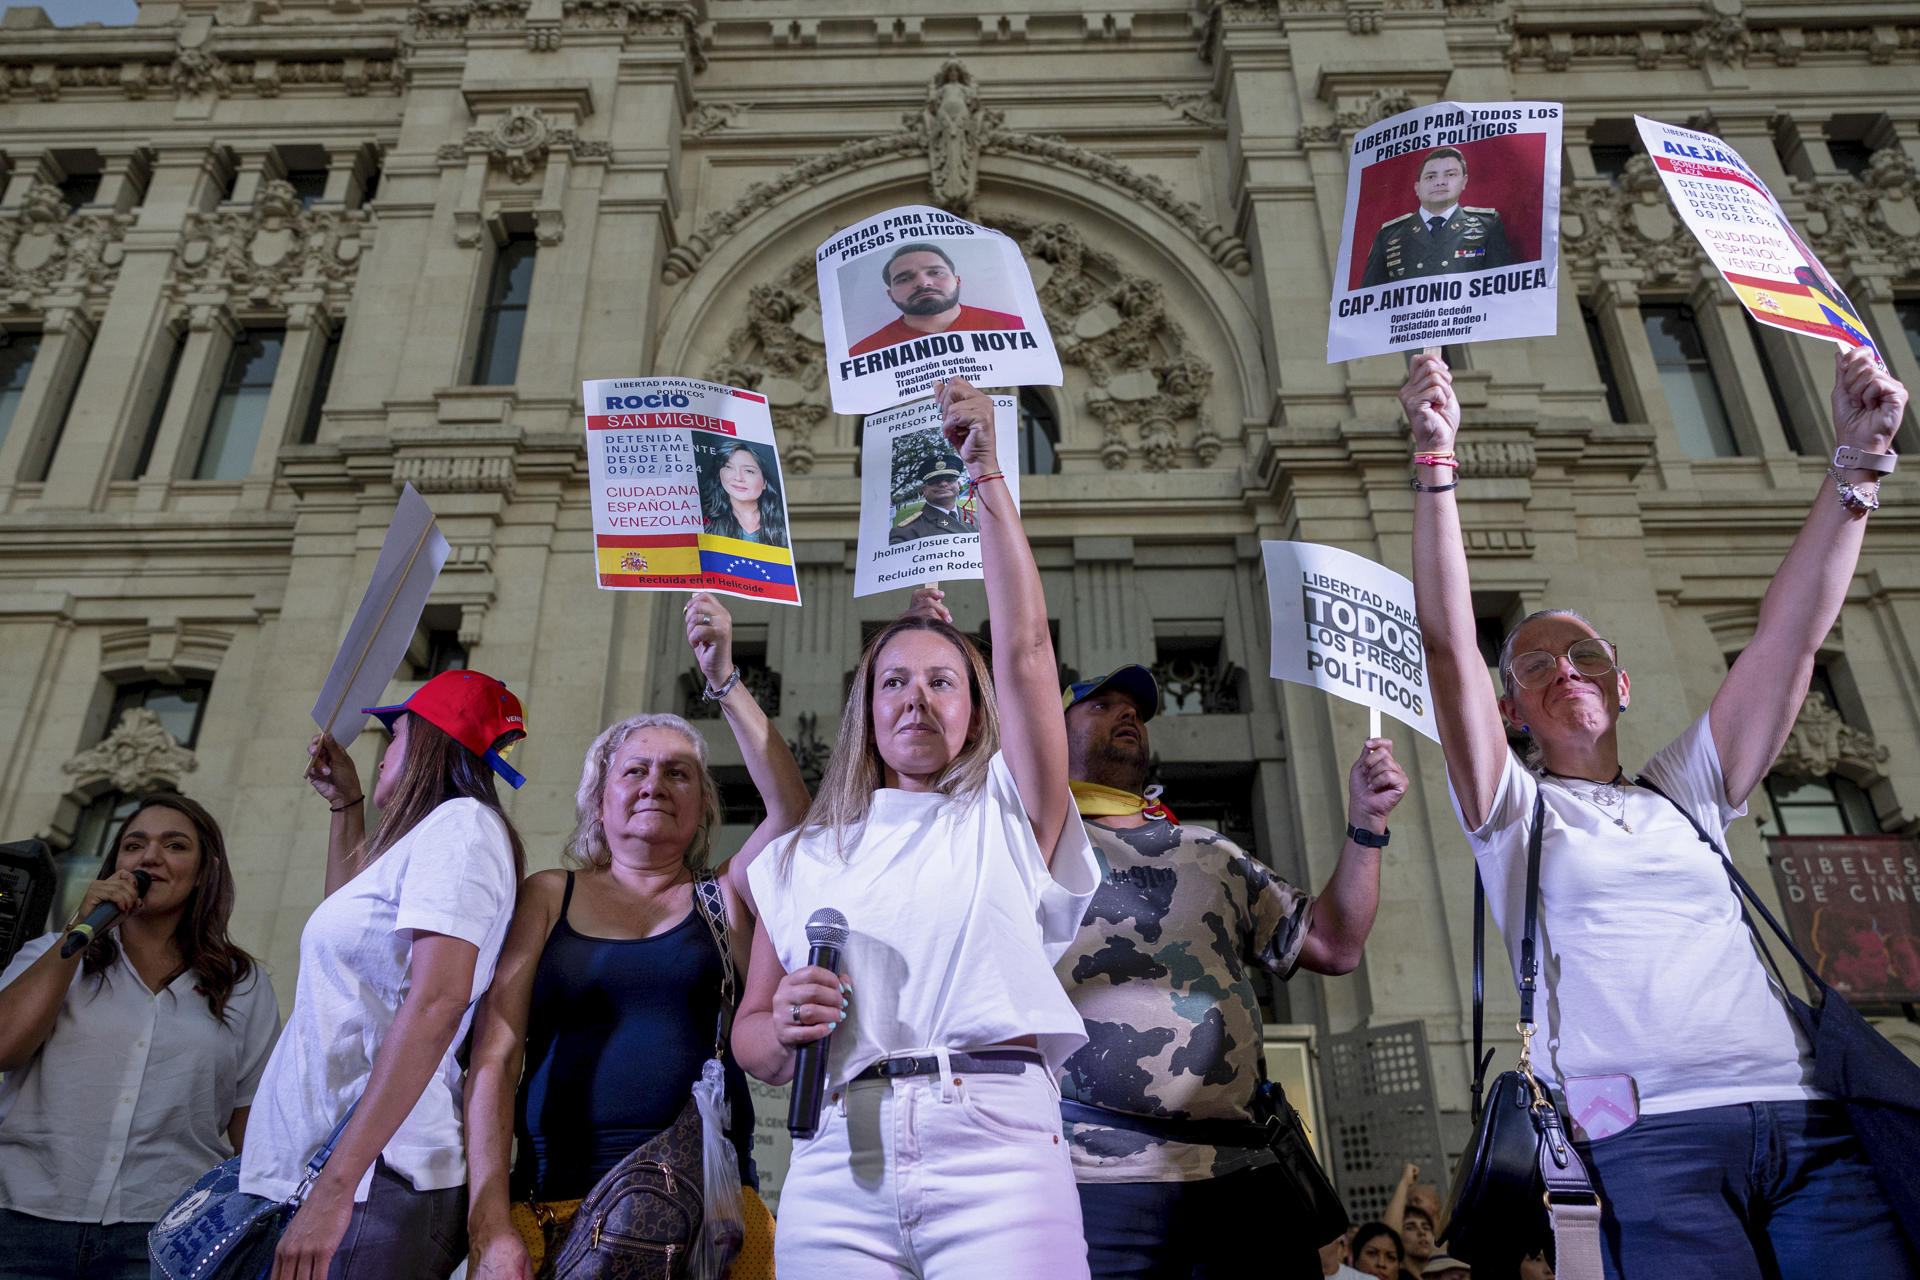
[239,669,532,1280]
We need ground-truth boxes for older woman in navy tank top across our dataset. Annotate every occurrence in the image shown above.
[465,592,813,1280]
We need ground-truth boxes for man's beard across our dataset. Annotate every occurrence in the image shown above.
[1081,734,1148,793]
[896,285,960,316]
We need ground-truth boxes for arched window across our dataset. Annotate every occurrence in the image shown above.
[1017,388,1060,475]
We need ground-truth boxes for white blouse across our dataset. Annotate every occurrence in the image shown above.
[0,936,280,1223]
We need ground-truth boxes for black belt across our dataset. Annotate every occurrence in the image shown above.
[1059,1098,1278,1151]
[852,1049,1044,1081]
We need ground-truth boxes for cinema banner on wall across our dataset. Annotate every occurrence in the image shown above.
[1634,116,1881,358]
[816,205,1061,415]
[853,393,1022,599]
[1767,834,1920,1004]
[1261,541,1440,742]
[1327,100,1563,363]
[582,377,801,606]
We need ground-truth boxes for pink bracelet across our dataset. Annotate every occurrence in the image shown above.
[1413,456,1460,470]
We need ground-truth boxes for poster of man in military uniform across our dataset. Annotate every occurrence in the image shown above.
[1360,147,1515,286]
[889,452,976,544]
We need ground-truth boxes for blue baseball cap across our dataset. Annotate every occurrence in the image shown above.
[1061,664,1160,722]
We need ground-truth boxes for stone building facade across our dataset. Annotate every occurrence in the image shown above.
[4,0,1920,1185]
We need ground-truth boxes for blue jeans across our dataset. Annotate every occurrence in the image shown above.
[1575,1100,1917,1279]
[1077,1162,1324,1280]
[0,1209,152,1280]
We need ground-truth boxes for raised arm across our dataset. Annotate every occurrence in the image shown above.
[1403,354,1510,830]
[1710,347,1907,807]
[306,733,367,898]
[938,377,1071,862]
[464,872,563,1280]
[0,873,143,1070]
[1296,737,1408,975]
[683,593,812,896]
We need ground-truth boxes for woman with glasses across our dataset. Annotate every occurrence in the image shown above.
[1402,346,1915,1279]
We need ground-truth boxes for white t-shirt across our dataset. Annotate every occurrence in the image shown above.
[749,752,1100,1088]
[239,798,517,1201]
[1449,713,1817,1115]
[0,937,279,1223]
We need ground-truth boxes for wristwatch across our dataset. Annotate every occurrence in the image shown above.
[1346,823,1390,848]
[1832,444,1897,475]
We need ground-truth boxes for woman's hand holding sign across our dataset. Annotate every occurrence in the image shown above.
[1400,353,1460,454]
[936,377,998,475]
[1831,345,1906,458]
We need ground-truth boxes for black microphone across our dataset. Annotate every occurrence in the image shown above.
[60,869,151,958]
[787,907,849,1140]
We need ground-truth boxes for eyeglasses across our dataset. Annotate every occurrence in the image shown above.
[1508,637,1619,690]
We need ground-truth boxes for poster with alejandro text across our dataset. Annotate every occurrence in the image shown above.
[583,377,800,605]
[1261,541,1439,742]
[817,205,1061,414]
[1634,116,1879,358]
[853,394,1021,598]
[1327,101,1563,362]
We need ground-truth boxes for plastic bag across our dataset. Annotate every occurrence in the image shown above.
[690,1056,744,1280]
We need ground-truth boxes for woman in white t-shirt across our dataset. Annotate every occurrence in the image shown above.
[735,375,1100,1280]
[0,794,278,1280]
[1402,347,1915,1278]
[239,669,531,1280]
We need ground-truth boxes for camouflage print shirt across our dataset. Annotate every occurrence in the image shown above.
[1055,817,1314,1183]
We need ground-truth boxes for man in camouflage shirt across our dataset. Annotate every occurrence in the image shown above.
[1056,665,1409,1280]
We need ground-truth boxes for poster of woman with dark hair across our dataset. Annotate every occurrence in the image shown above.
[698,437,789,549]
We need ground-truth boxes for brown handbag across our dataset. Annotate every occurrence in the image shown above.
[539,1093,706,1280]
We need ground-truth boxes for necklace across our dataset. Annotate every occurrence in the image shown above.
[1544,768,1634,834]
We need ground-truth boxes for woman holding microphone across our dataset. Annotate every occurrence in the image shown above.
[735,376,1100,1279]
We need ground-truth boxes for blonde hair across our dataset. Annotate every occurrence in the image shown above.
[567,713,724,872]
[783,616,999,872]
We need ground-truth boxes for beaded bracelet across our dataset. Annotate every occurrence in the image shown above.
[1410,478,1459,493]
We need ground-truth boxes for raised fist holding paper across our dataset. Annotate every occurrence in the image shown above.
[1832,346,1907,457]
[937,376,997,473]
[1400,352,1461,453]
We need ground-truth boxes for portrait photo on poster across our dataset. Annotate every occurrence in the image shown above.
[1327,101,1562,364]
[694,435,789,549]
[853,393,1020,598]
[816,205,1062,415]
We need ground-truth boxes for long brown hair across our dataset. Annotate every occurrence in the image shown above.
[566,713,724,873]
[362,711,527,880]
[87,793,255,1024]
[785,615,998,870]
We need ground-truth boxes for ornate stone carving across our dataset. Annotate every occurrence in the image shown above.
[1559,154,1704,285]
[1689,15,1750,68]
[408,3,471,41]
[685,101,748,138]
[169,48,230,97]
[1160,92,1226,129]
[1793,148,1920,280]
[706,217,1222,473]
[0,181,130,306]
[447,106,600,182]
[393,455,516,493]
[663,59,1250,283]
[173,179,370,308]
[1456,439,1536,478]
[1512,21,1920,70]
[62,709,198,795]
[1772,693,1891,786]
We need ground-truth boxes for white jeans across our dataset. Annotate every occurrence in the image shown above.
[775,1054,1090,1279]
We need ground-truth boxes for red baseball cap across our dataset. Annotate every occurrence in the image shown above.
[363,670,528,789]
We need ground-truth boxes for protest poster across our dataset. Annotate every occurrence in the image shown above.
[1633,116,1880,357]
[1768,835,1920,1003]
[1261,541,1439,742]
[816,205,1061,415]
[1327,101,1562,363]
[311,482,449,747]
[853,393,1022,598]
[583,376,800,606]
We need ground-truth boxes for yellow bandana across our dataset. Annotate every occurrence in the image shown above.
[1070,780,1175,823]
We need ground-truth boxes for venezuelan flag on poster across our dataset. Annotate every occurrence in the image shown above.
[1723,272,1879,356]
[595,534,705,588]
[697,535,799,603]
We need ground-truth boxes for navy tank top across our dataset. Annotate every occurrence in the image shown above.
[512,872,756,1201]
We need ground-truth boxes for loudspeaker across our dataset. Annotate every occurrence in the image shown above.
[0,840,57,971]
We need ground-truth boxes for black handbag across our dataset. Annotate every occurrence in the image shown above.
[1439,789,1606,1278]
[1639,778,1920,1254]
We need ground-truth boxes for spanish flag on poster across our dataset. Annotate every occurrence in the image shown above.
[582,375,803,607]
[1635,115,1881,362]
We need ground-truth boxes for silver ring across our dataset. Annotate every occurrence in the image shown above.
[701,613,712,625]
[790,1003,803,1024]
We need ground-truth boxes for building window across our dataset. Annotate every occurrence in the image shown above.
[1581,304,1630,424]
[58,172,102,211]
[1018,389,1060,474]
[1897,299,1920,369]
[1641,303,1739,457]
[1743,313,1810,454]
[298,326,342,444]
[470,234,536,386]
[26,337,90,482]
[132,331,184,479]
[285,168,330,210]
[0,330,42,453]
[1825,139,1876,182]
[1152,633,1242,716]
[408,605,469,680]
[194,328,284,480]
[1766,775,1879,836]
[1589,144,1635,184]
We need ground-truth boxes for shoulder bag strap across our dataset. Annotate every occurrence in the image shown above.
[1469,787,1545,1123]
[690,871,737,1055]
